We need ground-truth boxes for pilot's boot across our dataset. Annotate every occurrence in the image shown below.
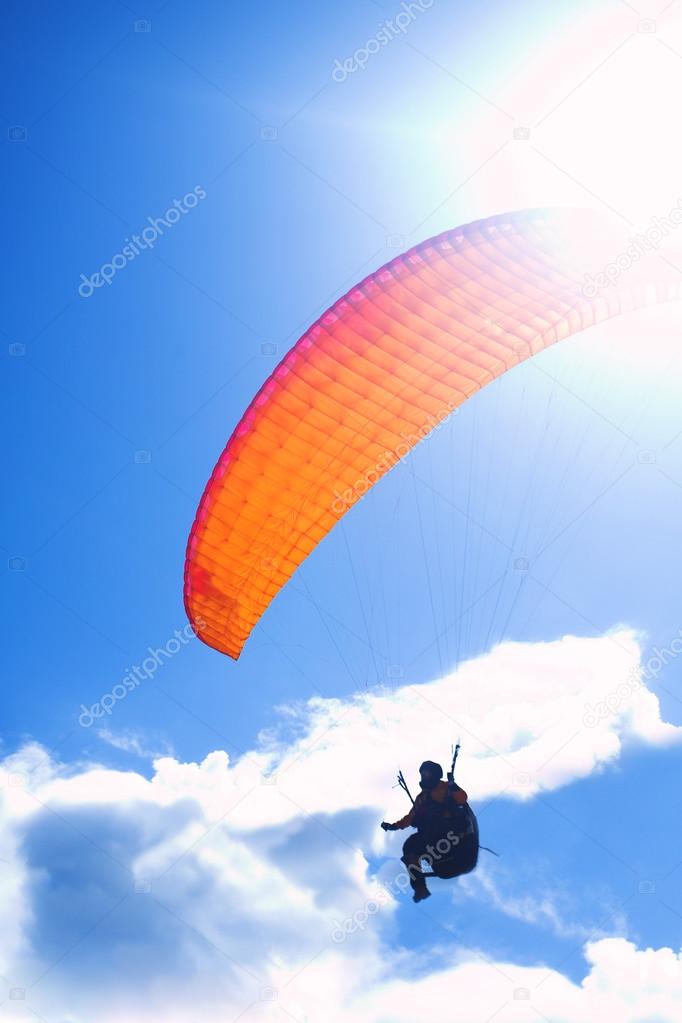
[412,879,431,903]
[407,866,431,903]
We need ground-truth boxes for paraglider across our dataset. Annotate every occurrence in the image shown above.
[382,745,482,902]
[184,207,682,658]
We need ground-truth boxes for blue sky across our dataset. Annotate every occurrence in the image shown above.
[3,0,682,1020]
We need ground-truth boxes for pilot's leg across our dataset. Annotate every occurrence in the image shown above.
[401,833,431,902]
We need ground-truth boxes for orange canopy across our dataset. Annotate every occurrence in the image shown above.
[185,208,681,658]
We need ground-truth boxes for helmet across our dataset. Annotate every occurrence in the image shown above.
[419,761,443,789]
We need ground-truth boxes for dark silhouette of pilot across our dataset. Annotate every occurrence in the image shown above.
[382,761,468,902]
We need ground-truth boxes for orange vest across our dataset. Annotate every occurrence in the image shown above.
[393,780,468,830]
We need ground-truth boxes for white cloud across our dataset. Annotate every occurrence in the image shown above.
[319,939,682,1023]
[0,630,679,1020]
[246,628,682,830]
[455,863,630,943]
[96,728,173,760]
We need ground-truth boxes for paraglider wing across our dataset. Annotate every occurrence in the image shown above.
[184,208,681,658]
